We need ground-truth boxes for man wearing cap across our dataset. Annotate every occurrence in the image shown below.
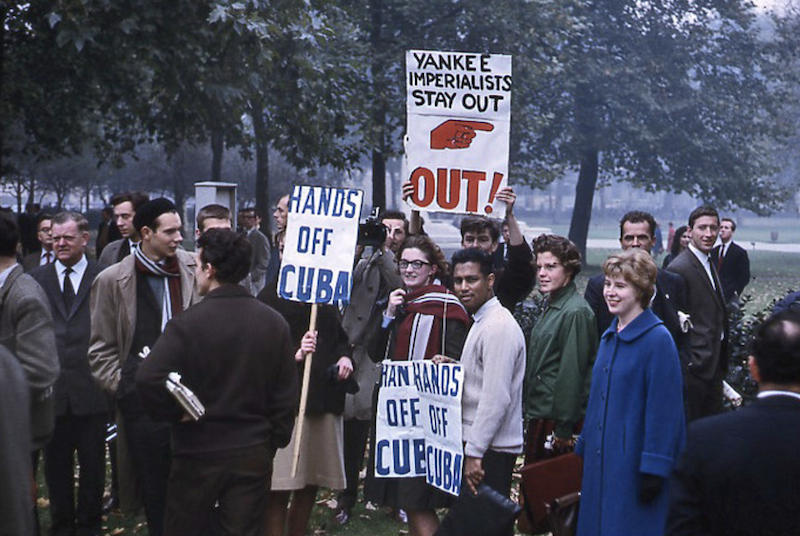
[89,197,201,536]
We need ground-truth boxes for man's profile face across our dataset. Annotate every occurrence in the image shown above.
[52,220,88,267]
[143,212,183,261]
[719,221,734,243]
[114,201,136,239]
[620,221,654,253]
[194,249,213,297]
[37,219,53,250]
[273,196,289,232]
[461,230,497,254]
[689,215,720,254]
[382,218,406,253]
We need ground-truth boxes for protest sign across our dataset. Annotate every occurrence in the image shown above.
[374,361,464,496]
[405,50,512,216]
[278,185,363,305]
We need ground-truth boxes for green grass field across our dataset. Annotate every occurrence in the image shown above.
[36,244,799,536]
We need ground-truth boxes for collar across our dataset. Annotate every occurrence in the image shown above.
[604,308,663,342]
[472,296,500,322]
[40,248,52,259]
[0,263,18,288]
[203,284,253,300]
[688,242,709,265]
[55,255,88,279]
[758,390,800,402]
[546,280,578,309]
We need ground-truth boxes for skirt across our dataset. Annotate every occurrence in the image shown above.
[271,413,346,491]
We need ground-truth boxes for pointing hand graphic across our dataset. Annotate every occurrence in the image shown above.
[430,120,494,150]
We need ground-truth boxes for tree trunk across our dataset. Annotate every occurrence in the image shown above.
[370,0,386,212]
[251,102,271,239]
[568,148,599,263]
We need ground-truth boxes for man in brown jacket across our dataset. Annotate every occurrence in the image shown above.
[89,198,201,536]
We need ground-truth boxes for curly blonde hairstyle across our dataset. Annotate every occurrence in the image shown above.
[602,248,657,309]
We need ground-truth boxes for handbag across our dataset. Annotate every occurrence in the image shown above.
[518,453,582,534]
[547,491,581,536]
[434,483,522,536]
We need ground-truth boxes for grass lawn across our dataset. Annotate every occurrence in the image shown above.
[36,245,799,535]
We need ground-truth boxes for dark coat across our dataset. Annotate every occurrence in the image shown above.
[667,395,800,536]
[665,249,728,380]
[30,260,108,416]
[258,283,353,416]
[136,284,299,455]
[710,241,750,303]
[576,309,686,536]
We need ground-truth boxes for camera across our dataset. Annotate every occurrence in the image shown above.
[358,207,386,247]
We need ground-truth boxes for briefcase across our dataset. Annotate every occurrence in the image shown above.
[434,483,521,536]
[518,453,582,534]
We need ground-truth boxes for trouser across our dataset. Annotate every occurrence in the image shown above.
[336,418,371,510]
[164,444,275,536]
[44,412,107,536]
[684,371,724,422]
[123,415,171,536]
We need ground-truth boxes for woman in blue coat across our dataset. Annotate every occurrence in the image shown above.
[576,249,685,536]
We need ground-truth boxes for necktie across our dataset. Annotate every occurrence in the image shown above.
[63,267,76,311]
[44,252,52,264]
[717,244,725,271]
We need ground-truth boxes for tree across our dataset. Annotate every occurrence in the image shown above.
[518,0,795,258]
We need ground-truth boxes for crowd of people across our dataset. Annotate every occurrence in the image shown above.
[1,189,799,536]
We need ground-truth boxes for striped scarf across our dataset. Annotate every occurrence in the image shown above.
[133,247,183,331]
[393,284,470,361]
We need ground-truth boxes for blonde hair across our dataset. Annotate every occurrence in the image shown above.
[602,249,657,309]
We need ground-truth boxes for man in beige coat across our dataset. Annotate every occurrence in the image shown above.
[89,198,201,536]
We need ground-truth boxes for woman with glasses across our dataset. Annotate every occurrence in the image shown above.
[365,234,470,536]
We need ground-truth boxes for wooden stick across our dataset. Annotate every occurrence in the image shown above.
[291,303,318,478]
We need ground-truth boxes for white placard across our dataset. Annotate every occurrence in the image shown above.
[278,186,363,305]
[374,361,464,496]
[405,50,512,216]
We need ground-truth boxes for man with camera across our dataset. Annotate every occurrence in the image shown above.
[334,210,406,525]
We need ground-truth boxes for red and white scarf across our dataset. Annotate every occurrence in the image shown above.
[393,284,470,361]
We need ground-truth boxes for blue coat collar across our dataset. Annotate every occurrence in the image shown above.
[603,308,663,342]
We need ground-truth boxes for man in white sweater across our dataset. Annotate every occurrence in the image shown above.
[441,247,526,505]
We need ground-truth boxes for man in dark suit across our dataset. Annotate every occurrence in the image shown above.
[31,212,108,536]
[710,217,750,305]
[667,310,800,536]
[98,191,149,267]
[585,210,687,346]
[238,206,271,295]
[21,213,55,271]
[666,206,728,422]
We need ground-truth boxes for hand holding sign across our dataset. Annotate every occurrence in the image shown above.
[430,120,494,150]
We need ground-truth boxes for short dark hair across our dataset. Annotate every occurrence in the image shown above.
[533,234,582,278]
[111,191,150,212]
[196,228,253,285]
[197,204,231,231]
[688,205,719,228]
[451,247,494,278]
[52,212,89,234]
[133,198,178,232]
[37,213,54,227]
[620,211,656,239]
[721,217,737,232]
[0,212,19,257]
[460,215,500,243]
[751,310,800,385]
[379,210,409,233]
